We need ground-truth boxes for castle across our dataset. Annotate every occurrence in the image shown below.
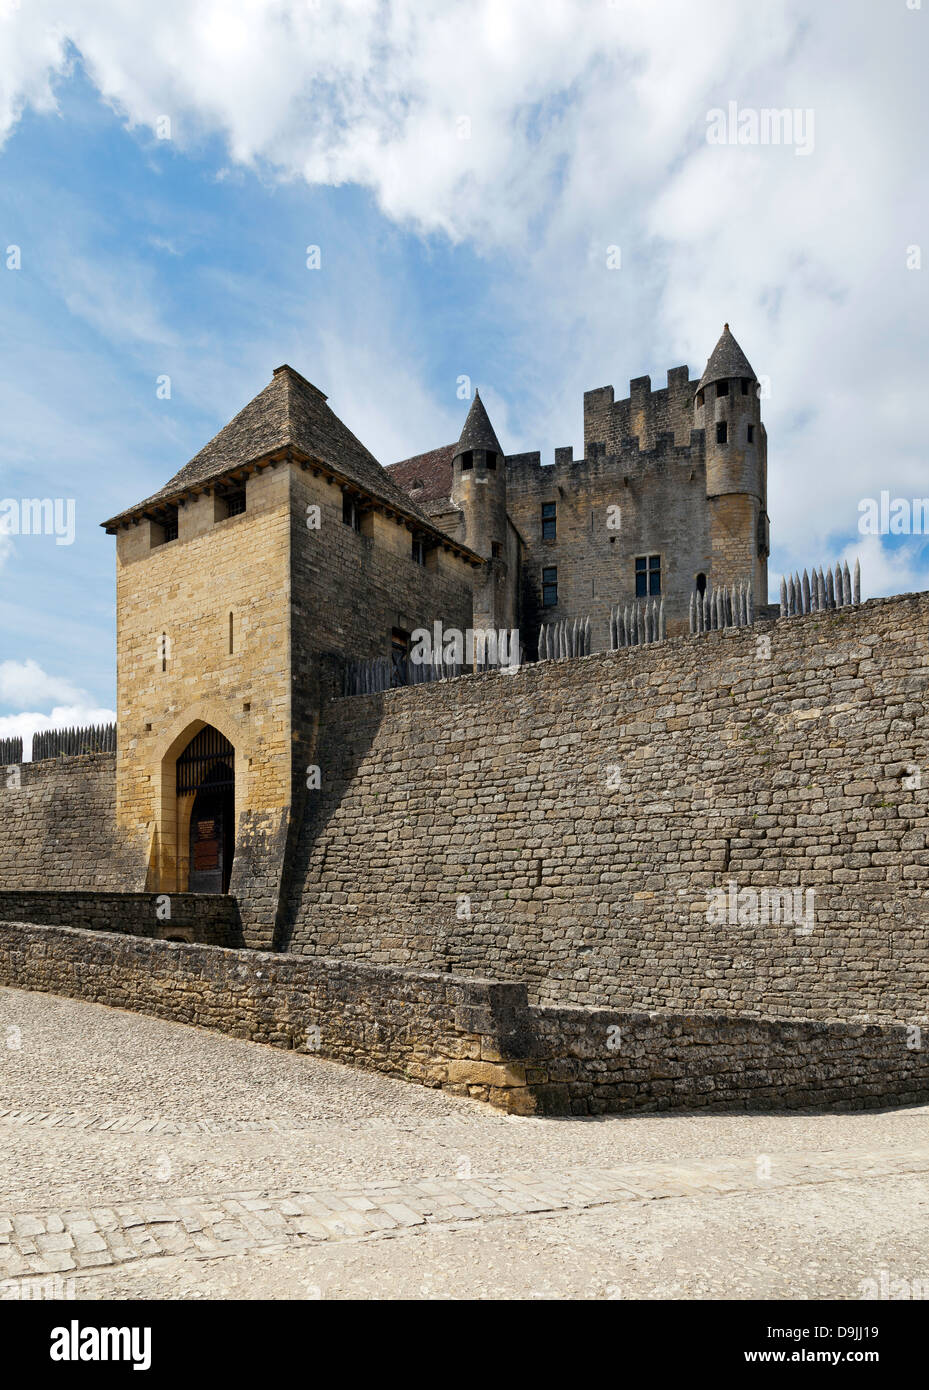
[2,324,926,1117]
[390,323,769,644]
[83,323,768,917]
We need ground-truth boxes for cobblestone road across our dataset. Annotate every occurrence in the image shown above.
[2,987,928,1299]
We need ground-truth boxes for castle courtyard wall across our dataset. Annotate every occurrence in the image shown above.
[0,753,143,891]
[284,591,929,1024]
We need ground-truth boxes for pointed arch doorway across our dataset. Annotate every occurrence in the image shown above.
[176,726,235,894]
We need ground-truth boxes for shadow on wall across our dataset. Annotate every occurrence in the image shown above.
[0,890,243,947]
[276,655,390,954]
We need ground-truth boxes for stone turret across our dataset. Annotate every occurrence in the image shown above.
[450,391,511,630]
[695,325,769,596]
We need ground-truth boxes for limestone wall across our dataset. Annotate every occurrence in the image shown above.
[0,921,532,1112]
[0,753,144,891]
[0,891,239,946]
[284,462,477,943]
[285,592,929,1024]
[506,437,709,645]
[2,921,925,1116]
[113,463,294,944]
[583,367,697,454]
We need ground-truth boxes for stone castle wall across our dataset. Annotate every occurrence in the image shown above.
[583,367,697,454]
[285,592,929,1025]
[3,920,925,1116]
[506,437,709,645]
[285,463,477,943]
[0,753,143,891]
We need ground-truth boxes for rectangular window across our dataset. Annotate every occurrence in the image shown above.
[225,489,246,517]
[411,537,426,566]
[716,420,728,444]
[486,451,496,470]
[741,377,749,395]
[716,379,729,397]
[747,424,754,443]
[635,554,661,596]
[460,451,473,471]
[542,566,558,607]
[342,492,361,531]
[541,501,556,540]
[153,507,179,545]
[491,541,502,558]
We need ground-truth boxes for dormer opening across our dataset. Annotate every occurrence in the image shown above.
[342,492,362,531]
[152,506,179,547]
[215,487,246,523]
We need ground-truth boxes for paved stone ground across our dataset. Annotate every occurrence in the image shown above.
[2,986,929,1300]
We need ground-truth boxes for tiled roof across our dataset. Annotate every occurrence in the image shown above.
[386,443,455,506]
[102,366,449,538]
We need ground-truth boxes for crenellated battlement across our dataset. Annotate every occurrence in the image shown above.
[505,428,705,498]
[584,363,697,455]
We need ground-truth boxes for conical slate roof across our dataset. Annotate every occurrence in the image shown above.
[697,324,755,390]
[454,389,503,458]
[102,365,442,534]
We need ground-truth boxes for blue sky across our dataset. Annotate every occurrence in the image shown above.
[1,0,927,750]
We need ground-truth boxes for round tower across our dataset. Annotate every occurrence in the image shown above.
[450,390,508,557]
[694,324,769,597]
[450,390,511,631]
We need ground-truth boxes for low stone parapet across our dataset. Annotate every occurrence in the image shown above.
[0,920,926,1116]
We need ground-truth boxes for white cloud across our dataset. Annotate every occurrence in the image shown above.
[0,658,88,707]
[0,1,799,247]
[55,252,179,348]
[0,704,117,762]
[839,535,929,603]
[769,534,929,609]
[0,0,925,587]
[0,661,114,760]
